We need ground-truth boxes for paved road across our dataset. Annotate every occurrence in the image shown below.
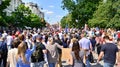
[44,52,117,67]
[62,52,117,67]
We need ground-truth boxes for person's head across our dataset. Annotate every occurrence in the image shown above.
[72,41,80,51]
[18,34,25,42]
[48,37,54,44]
[72,41,80,60]
[36,35,43,42]
[8,31,12,35]
[117,38,120,46]
[103,36,110,43]
[54,35,59,40]
[15,31,20,37]
[12,39,21,48]
[80,31,86,38]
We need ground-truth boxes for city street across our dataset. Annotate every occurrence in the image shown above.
[1,0,120,67]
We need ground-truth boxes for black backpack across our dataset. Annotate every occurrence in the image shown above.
[0,41,7,57]
[31,42,45,62]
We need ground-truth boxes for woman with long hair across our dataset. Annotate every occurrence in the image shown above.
[6,39,21,67]
[16,41,36,67]
[68,40,85,67]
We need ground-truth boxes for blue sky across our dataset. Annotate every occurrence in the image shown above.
[22,0,68,24]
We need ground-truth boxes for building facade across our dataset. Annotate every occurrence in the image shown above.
[25,2,44,18]
[4,0,22,16]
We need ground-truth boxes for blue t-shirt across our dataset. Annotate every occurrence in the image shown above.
[16,45,36,67]
[79,37,91,50]
[101,43,118,64]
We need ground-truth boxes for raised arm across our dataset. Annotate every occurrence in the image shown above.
[56,43,63,49]
[29,41,36,54]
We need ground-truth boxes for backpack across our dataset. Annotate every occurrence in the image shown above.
[31,42,45,62]
[0,41,7,57]
[0,42,3,55]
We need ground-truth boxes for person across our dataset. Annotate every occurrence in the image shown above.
[31,35,47,67]
[18,34,25,42]
[61,34,68,48]
[89,36,96,63]
[79,32,92,67]
[89,36,96,52]
[6,31,13,50]
[97,36,118,67]
[0,36,8,67]
[67,40,85,67]
[54,35,63,67]
[2,30,7,39]
[16,41,36,67]
[25,34,32,49]
[46,37,63,67]
[6,39,21,67]
[116,38,120,67]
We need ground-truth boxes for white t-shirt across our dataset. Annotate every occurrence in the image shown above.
[6,35,13,46]
[7,48,18,67]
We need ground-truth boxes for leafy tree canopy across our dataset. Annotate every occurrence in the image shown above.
[61,0,100,28]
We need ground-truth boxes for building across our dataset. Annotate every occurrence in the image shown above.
[25,2,44,18]
[4,0,22,16]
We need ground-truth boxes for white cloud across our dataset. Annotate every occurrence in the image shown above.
[46,11,54,14]
[48,5,54,8]
[56,15,62,18]
[42,9,54,15]
[42,9,48,12]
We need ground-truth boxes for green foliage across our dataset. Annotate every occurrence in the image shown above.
[11,4,32,27]
[88,0,120,29]
[0,0,10,26]
[88,1,112,28]
[10,4,45,28]
[60,16,67,28]
[0,2,45,28]
[60,13,73,28]
[30,14,43,28]
[61,0,100,28]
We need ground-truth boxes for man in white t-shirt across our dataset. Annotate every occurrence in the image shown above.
[6,32,13,50]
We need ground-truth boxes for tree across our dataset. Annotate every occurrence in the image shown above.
[30,13,43,28]
[10,4,45,28]
[88,0,120,29]
[109,0,120,29]
[11,4,31,27]
[61,0,100,28]
[60,13,73,28]
[60,16,67,28]
[0,0,10,26]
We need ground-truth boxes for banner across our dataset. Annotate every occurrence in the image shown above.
[61,48,72,60]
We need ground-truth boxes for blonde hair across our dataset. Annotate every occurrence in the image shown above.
[16,41,27,63]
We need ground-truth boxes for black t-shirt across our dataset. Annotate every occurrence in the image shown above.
[31,42,46,62]
[101,43,118,64]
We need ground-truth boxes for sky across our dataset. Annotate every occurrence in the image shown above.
[22,0,68,24]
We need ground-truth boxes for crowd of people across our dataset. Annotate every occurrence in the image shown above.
[0,26,120,67]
